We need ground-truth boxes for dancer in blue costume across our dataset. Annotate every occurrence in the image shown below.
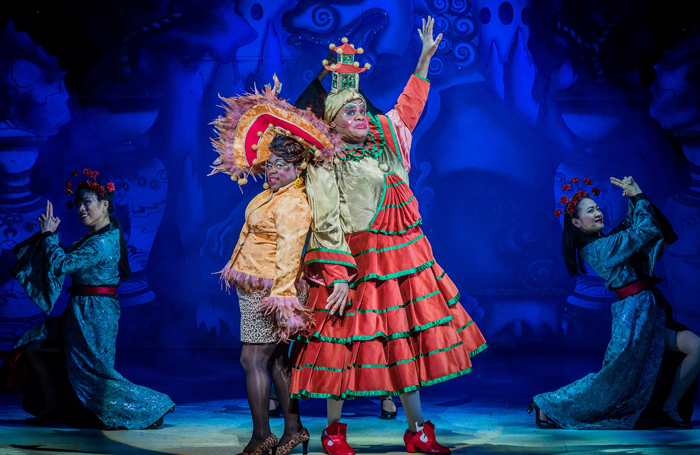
[1,169,174,429]
[528,176,700,429]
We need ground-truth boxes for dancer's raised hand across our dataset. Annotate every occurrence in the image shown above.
[415,16,443,78]
[610,176,642,198]
[38,200,61,233]
[418,16,442,60]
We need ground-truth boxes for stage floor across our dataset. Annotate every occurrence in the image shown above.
[1,349,699,455]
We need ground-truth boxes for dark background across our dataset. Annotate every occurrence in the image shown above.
[1,1,700,395]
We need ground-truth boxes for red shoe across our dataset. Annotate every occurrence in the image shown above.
[321,422,355,455]
[404,421,451,454]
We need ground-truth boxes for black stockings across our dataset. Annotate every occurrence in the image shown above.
[240,343,301,451]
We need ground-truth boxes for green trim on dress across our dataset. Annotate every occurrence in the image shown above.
[469,343,488,358]
[445,292,461,306]
[298,314,454,344]
[352,340,465,369]
[353,233,426,258]
[385,115,402,166]
[366,219,423,235]
[379,195,415,210]
[290,367,473,400]
[306,247,354,256]
[456,320,474,333]
[304,258,356,268]
[349,259,435,288]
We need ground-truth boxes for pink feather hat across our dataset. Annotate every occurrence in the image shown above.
[210,76,339,186]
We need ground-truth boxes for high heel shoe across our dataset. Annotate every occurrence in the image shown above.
[380,397,397,420]
[275,428,310,455]
[659,410,693,429]
[321,422,355,455]
[526,399,560,429]
[404,421,450,454]
[238,433,279,455]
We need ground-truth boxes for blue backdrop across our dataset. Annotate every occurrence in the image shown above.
[1,0,699,357]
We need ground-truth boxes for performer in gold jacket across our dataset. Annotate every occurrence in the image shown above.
[210,79,338,455]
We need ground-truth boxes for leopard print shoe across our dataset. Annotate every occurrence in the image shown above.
[238,433,279,455]
[275,428,310,455]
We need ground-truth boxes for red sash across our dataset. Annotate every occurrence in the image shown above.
[68,284,118,296]
[615,279,652,300]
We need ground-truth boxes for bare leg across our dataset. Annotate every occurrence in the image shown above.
[269,343,301,445]
[240,343,277,452]
[399,391,424,432]
[327,399,344,427]
[664,329,700,414]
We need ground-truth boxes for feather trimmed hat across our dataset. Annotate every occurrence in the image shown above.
[210,76,338,186]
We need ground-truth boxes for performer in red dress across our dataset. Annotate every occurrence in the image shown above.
[290,17,487,454]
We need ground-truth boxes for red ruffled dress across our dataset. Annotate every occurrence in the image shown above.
[290,74,487,400]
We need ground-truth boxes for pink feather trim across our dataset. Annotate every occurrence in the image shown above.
[219,267,308,296]
[209,80,339,179]
[260,295,314,342]
[219,267,273,293]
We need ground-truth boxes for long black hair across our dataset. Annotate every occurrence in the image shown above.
[562,210,588,277]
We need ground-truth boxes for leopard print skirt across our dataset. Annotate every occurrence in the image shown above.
[236,288,278,344]
[235,286,308,344]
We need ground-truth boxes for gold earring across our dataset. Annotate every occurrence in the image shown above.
[294,175,304,189]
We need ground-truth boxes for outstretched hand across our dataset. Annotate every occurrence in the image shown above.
[38,200,61,233]
[610,176,642,198]
[415,16,443,78]
[418,16,443,61]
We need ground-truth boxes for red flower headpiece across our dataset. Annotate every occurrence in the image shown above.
[66,168,115,209]
[555,177,600,218]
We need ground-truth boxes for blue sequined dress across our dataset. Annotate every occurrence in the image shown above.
[534,195,696,429]
[4,223,175,429]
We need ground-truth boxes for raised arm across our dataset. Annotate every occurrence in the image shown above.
[608,176,677,243]
[12,232,110,315]
[414,16,443,79]
[592,197,663,271]
[382,17,442,172]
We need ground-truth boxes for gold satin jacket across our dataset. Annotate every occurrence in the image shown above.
[224,182,312,299]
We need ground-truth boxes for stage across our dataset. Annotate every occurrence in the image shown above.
[1,349,699,455]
